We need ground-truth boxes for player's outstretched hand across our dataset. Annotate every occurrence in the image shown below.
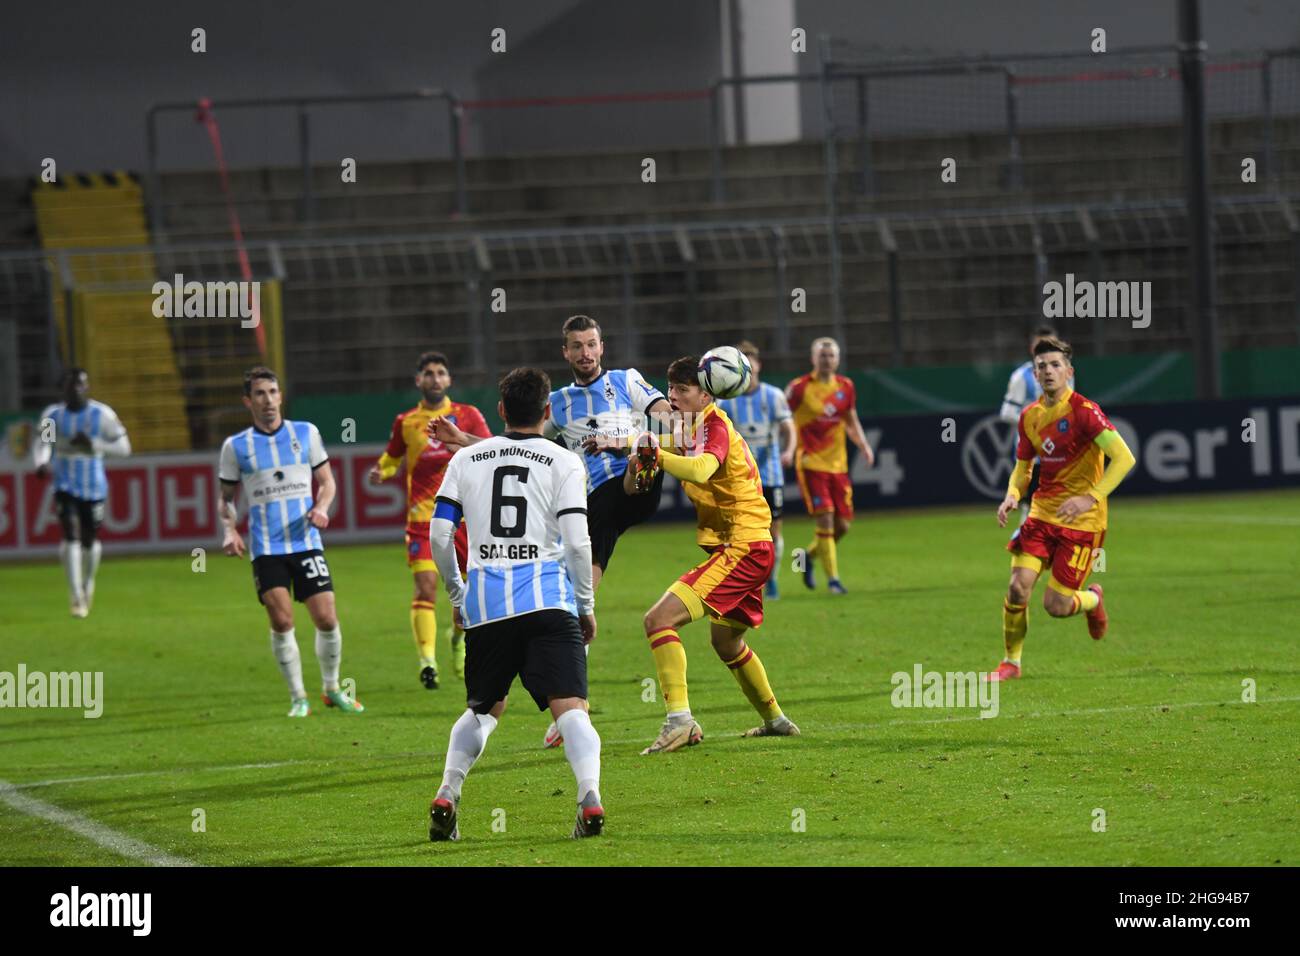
[581,435,627,458]
[578,613,597,645]
[1055,494,1097,523]
[430,417,467,447]
[306,506,330,529]
[453,605,464,631]
[222,532,246,558]
[779,449,794,470]
[366,464,384,485]
[862,444,876,468]
[996,494,1018,528]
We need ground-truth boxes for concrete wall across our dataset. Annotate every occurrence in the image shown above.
[794,0,1300,137]
[2,0,1297,178]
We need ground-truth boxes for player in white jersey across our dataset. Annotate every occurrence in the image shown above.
[431,314,670,748]
[217,366,364,718]
[718,341,795,600]
[1000,326,1073,527]
[427,367,605,841]
[33,368,131,617]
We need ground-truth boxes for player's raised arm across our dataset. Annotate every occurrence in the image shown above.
[656,415,726,485]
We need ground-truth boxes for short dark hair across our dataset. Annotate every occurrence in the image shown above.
[1032,325,1058,340]
[499,367,551,427]
[736,340,760,360]
[667,356,701,388]
[1032,336,1073,362]
[416,351,450,374]
[243,365,279,396]
[60,366,87,388]
[562,314,601,341]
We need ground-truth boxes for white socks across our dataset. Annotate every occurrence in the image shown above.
[556,709,601,803]
[59,541,84,605]
[441,709,499,799]
[270,629,307,700]
[315,626,342,691]
[81,540,102,600]
[774,533,784,569]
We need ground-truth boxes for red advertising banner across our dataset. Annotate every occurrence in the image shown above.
[0,444,404,559]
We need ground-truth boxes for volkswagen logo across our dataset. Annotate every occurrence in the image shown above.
[961,415,1020,500]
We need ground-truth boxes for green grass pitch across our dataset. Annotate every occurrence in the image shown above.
[1,490,1297,866]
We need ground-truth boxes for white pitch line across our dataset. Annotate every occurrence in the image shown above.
[10,759,309,791]
[0,778,195,867]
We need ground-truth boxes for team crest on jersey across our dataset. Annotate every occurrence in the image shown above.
[835,390,845,401]
[604,379,616,404]
[1042,437,1056,454]
[289,434,301,456]
[823,403,838,417]
[1058,419,1070,433]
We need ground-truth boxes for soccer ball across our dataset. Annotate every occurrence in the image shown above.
[697,346,752,399]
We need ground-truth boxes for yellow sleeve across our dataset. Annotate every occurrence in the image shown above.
[1006,459,1032,502]
[375,452,402,481]
[1091,429,1135,500]
[660,449,721,484]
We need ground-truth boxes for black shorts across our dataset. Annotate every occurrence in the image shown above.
[586,467,664,569]
[464,609,587,714]
[252,549,334,604]
[763,484,784,520]
[55,491,104,543]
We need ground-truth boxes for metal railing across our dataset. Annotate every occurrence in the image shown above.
[145,89,467,235]
[8,192,1298,416]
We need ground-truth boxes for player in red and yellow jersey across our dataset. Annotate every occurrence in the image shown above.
[989,336,1136,681]
[631,356,800,755]
[785,337,873,594]
[368,351,491,689]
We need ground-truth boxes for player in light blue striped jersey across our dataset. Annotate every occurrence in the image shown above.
[718,341,795,599]
[431,314,671,749]
[218,366,363,718]
[427,366,605,840]
[33,368,131,618]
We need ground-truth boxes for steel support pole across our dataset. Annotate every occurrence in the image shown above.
[1004,68,1024,191]
[449,97,468,217]
[818,35,846,356]
[1179,0,1221,398]
[298,107,313,223]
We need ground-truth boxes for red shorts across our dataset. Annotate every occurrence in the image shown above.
[797,466,853,520]
[407,521,468,574]
[1007,517,1105,591]
[669,540,774,629]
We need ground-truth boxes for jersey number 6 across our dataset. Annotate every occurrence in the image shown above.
[490,466,529,538]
